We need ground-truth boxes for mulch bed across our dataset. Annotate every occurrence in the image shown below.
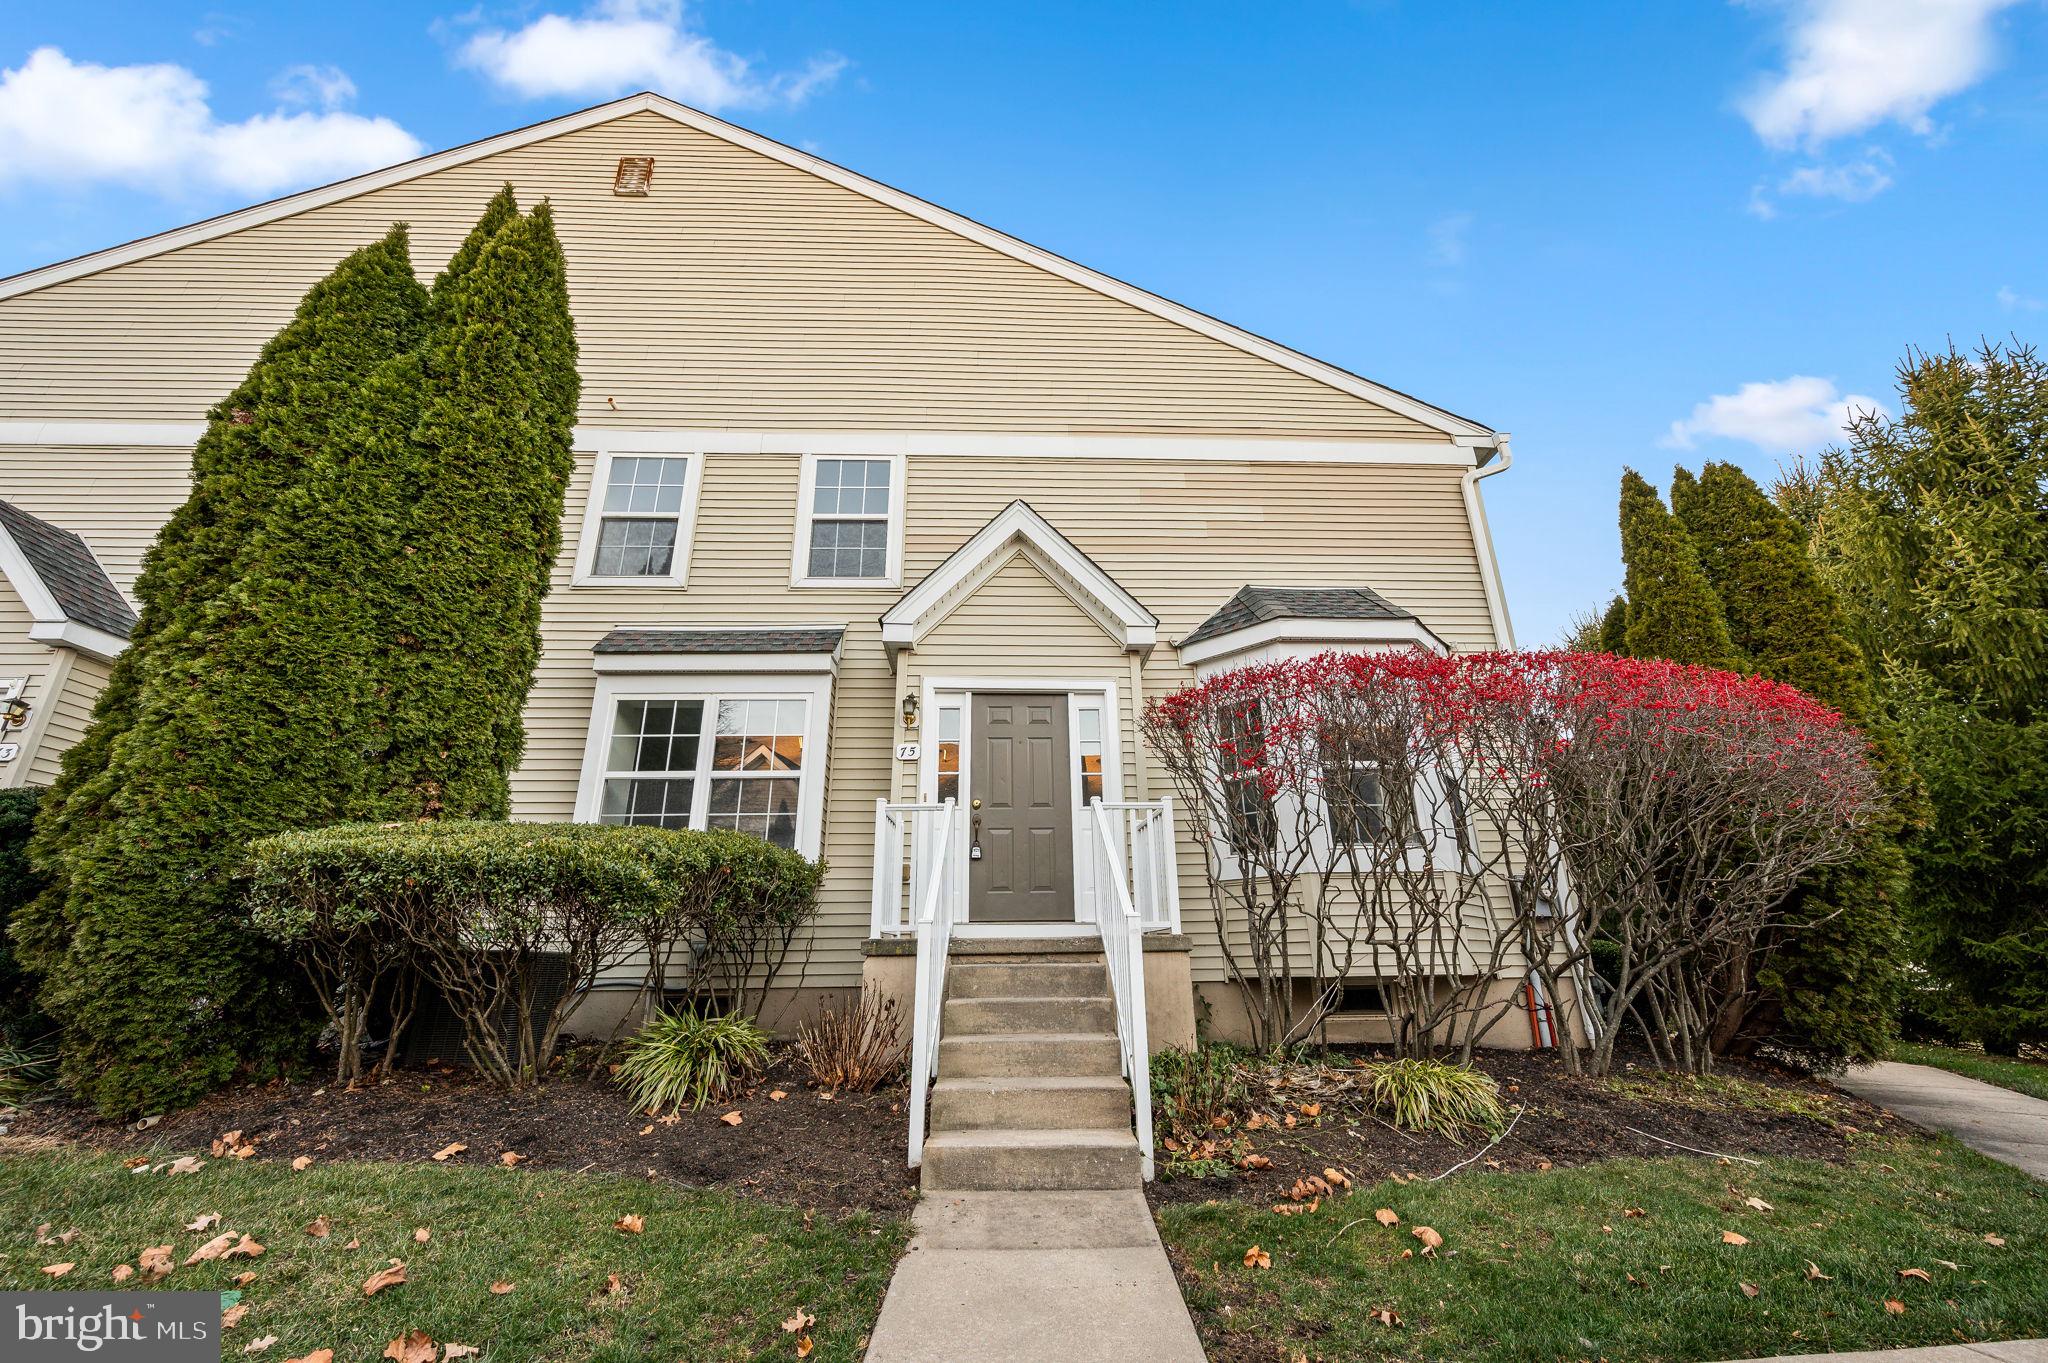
[8,1056,919,1217]
[1145,1046,1888,1209]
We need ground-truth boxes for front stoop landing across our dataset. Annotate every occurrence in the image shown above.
[919,939,1143,1192]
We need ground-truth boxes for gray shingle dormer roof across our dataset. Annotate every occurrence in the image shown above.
[592,627,846,655]
[0,499,137,638]
[1178,585,1416,648]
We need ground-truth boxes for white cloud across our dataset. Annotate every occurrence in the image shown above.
[271,63,358,111]
[1740,0,2020,150]
[1748,146,1894,215]
[1997,285,2044,312]
[456,0,846,109]
[1427,211,1473,267]
[0,47,422,197]
[1663,375,1890,454]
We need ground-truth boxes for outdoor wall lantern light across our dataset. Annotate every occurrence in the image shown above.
[900,692,919,730]
[1,697,29,728]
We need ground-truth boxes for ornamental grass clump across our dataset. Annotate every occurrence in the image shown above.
[617,1010,771,1113]
[1364,1057,1506,1140]
[795,990,907,1093]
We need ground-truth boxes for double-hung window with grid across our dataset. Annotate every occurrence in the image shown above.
[597,695,810,850]
[797,455,900,583]
[578,452,700,584]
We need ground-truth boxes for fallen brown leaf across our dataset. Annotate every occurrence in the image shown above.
[138,1245,174,1277]
[1374,1208,1400,1227]
[185,1213,221,1232]
[614,1214,645,1235]
[304,1215,332,1239]
[344,1239,360,1251]
[499,1152,526,1167]
[35,1224,79,1246]
[381,1329,435,1363]
[600,1272,623,1297]
[111,1264,134,1283]
[1300,1103,1322,1118]
[431,1143,467,1162]
[1243,1244,1271,1269]
[1744,1196,1774,1212]
[769,1090,788,1102]
[1884,1299,1906,1315]
[234,1272,257,1286]
[221,1304,249,1330]
[284,1351,333,1363]
[638,1124,655,1136]
[1722,1231,1750,1246]
[1370,1307,1402,1327]
[40,1263,74,1277]
[490,1280,515,1295]
[797,1337,814,1359]
[1934,1258,1961,1271]
[1983,1233,2006,1248]
[413,1228,431,1244]
[291,1156,314,1172]
[783,1309,816,1333]
[1238,1153,1271,1170]
[186,1232,238,1266]
[244,1335,278,1354]
[1271,1203,1311,1216]
[1412,1226,1444,1254]
[1898,1267,1932,1283]
[1804,1261,1832,1281]
[1323,1167,1350,1189]
[1624,1207,1647,1218]
[227,1234,265,1260]
[165,1156,206,1176]
[444,1346,479,1360]
[363,1261,407,1296]
[719,1111,743,1126]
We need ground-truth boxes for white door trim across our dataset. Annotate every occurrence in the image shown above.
[915,674,1123,929]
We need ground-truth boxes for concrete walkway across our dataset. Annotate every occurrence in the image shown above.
[864,1190,1206,1363]
[1836,1061,2048,1180]
[1727,1343,2048,1362]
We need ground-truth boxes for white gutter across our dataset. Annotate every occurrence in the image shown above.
[1456,433,1517,650]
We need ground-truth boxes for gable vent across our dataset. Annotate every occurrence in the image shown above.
[613,156,654,196]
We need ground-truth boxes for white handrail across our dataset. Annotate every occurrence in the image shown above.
[905,799,960,1168]
[1088,798,1154,1180]
[870,800,952,937]
[1095,798,1181,933]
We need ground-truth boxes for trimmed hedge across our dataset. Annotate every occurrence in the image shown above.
[0,788,43,1036]
[247,821,822,1084]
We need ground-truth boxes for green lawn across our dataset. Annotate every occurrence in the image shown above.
[1157,1134,2047,1363]
[1891,1041,2048,1103]
[0,1148,908,1362]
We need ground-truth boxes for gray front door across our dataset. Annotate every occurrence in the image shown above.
[969,693,1075,922]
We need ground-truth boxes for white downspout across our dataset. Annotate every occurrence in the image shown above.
[1456,433,1516,650]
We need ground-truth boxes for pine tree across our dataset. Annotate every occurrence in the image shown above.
[35,229,431,1115]
[1671,460,1912,1067]
[1617,469,1739,668]
[1801,342,2048,1053]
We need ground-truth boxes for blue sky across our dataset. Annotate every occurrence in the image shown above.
[3,2,2044,644]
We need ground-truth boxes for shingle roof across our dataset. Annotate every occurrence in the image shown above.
[592,627,846,655]
[1178,585,1416,648]
[0,499,136,638]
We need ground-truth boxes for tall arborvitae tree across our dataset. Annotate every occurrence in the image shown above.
[373,199,580,818]
[1598,595,1630,654]
[38,229,431,1115]
[1801,341,2048,1054]
[14,226,430,1001]
[41,193,583,1116]
[1672,460,1913,1067]
[1617,469,1740,667]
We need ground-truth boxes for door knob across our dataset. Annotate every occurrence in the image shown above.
[971,799,982,809]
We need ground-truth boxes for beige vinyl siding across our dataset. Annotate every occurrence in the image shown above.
[0,112,1440,439]
[26,650,109,786]
[0,445,191,593]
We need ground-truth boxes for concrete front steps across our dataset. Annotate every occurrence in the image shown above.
[919,939,1143,1192]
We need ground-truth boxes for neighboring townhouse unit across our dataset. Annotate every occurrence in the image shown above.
[0,93,1535,1182]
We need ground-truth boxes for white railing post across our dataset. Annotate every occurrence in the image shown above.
[1088,798,1154,1181]
[905,799,959,1169]
[869,799,892,938]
